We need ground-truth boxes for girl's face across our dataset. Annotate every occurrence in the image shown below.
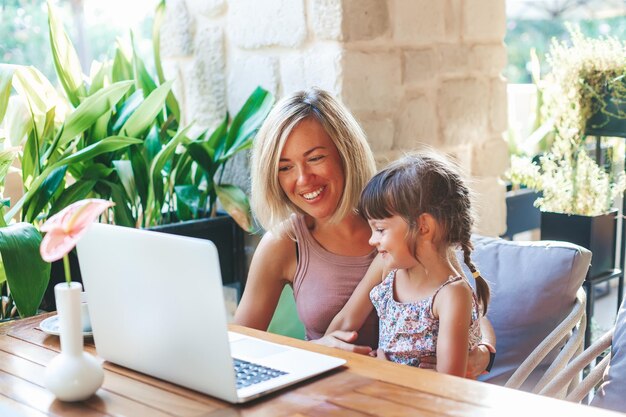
[278,118,345,222]
[367,216,418,269]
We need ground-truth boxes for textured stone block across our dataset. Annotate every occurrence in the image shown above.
[393,0,445,44]
[439,45,470,74]
[280,45,341,95]
[228,0,306,48]
[357,114,394,153]
[310,0,342,41]
[183,26,226,130]
[396,95,438,148]
[444,0,462,40]
[470,44,507,75]
[471,137,509,177]
[403,49,439,85]
[342,0,389,41]
[160,0,193,58]
[228,55,279,115]
[341,51,401,112]
[470,177,507,237]
[464,0,506,42]
[442,144,472,175]
[438,77,489,145]
[185,0,225,17]
[489,76,508,134]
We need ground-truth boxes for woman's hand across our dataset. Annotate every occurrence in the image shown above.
[371,348,389,361]
[312,330,373,355]
[466,344,490,378]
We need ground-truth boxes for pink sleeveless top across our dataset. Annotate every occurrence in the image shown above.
[291,215,379,348]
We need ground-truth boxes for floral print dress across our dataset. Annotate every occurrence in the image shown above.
[369,270,482,367]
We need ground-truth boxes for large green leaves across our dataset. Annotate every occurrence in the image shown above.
[0,66,14,124]
[120,80,173,138]
[0,223,50,317]
[222,87,274,160]
[215,184,253,232]
[47,2,86,107]
[59,81,133,147]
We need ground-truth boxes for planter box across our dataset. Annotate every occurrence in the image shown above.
[42,214,246,312]
[149,215,246,289]
[585,86,626,138]
[502,188,541,239]
[540,209,618,278]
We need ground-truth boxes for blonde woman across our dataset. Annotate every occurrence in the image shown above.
[234,88,495,375]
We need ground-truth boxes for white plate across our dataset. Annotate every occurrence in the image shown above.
[39,315,93,338]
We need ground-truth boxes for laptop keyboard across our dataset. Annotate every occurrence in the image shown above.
[233,359,288,389]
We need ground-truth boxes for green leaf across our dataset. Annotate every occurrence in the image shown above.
[12,66,59,118]
[47,3,86,107]
[24,165,67,223]
[128,146,149,210]
[59,81,133,147]
[52,136,143,169]
[149,125,191,218]
[186,141,215,175]
[206,113,228,151]
[105,181,136,227]
[0,150,16,184]
[79,163,115,180]
[88,61,109,96]
[120,80,173,138]
[0,223,50,317]
[223,87,274,159]
[5,95,33,147]
[22,129,40,188]
[215,184,253,232]
[48,179,97,217]
[174,184,201,217]
[0,65,14,124]
[131,34,157,98]
[112,89,144,133]
[112,46,133,84]
[113,160,137,204]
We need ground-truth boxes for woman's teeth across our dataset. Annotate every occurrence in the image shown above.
[302,187,324,200]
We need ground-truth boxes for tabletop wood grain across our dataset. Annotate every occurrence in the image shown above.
[0,313,620,416]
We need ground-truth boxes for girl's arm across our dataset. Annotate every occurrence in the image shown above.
[325,254,386,335]
[432,281,474,377]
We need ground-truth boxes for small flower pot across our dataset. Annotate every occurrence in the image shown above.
[540,209,618,278]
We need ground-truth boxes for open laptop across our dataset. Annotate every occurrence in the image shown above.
[76,223,346,403]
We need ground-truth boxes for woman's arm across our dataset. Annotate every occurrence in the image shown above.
[233,231,296,330]
[325,254,385,335]
[433,282,473,378]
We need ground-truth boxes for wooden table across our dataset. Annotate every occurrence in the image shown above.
[0,313,620,417]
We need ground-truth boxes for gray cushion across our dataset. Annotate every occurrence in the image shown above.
[461,236,591,387]
[591,297,626,412]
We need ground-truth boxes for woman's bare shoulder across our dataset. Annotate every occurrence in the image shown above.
[250,230,298,283]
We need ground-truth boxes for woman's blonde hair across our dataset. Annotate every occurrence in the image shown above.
[251,88,376,234]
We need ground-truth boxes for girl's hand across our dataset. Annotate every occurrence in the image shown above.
[312,330,373,355]
[417,355,436,370]
[466,344,490,379]
[373,348,388,361]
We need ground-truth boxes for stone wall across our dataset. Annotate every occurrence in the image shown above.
[161,0,508,236]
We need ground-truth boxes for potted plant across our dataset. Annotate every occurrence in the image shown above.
[0,1,273,317]
[508,26,626,278]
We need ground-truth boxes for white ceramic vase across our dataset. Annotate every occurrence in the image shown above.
[44,282,104,402]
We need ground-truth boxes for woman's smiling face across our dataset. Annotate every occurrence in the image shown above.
[277,117,345,222]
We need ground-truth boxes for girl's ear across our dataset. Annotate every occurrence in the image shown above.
[417,213,438,241]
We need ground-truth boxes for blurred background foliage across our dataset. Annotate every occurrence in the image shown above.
[505,0,626,83]
[1,0,155,85]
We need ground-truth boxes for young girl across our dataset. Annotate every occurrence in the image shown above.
[326,153,490,377]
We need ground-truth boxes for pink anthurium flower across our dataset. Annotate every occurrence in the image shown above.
[40,199,114,284]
